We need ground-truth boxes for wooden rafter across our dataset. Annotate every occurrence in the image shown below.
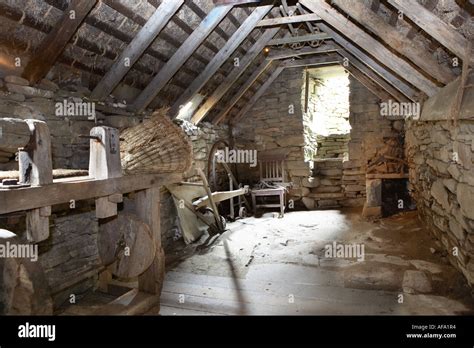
[170,5,274,117]
[338,51,410,102]
[331,0,455,85]
[231,64,285,124]
[317,23,420,101]
[130,5,233,113]
[213,59,273,125]
[22,0,97,84]
[300,0,439,96]
[345,65,393,101]
[191,27,280,124]
[387,0,474,66]
[90,0,184,100]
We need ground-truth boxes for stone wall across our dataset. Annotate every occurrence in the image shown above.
[234,67,311,188]
[0,75,140,170]
[405,72,474,286]
[39,209,100,309]
[233,69,404,210]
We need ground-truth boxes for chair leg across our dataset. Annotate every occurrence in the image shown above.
[251,193,257,215]
[279,192,285,218]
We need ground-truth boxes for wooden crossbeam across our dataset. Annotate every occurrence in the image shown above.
[300,0,439,96]
[266,42,338,60]
[331,0,455,85]
[22,0,97,84]
[213,59,273,124]
[170,5,274,117]
[0,173,181,215]
[317,22,420,101]
[130,5,232,113]
[256,13,321,27]
[338,51,410,102]
[191,27,279,124]
[90,0,184,100]
[231,64,285,124]
[387,0,474,66]
[267,32,330,46]
[283,53,340,68]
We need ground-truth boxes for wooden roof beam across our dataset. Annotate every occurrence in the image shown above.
[387,0,474,66]
[300,0,439,97]
[231,64,285,124]
[22,0,97,84]
[338,51,410,102]
[44,0,197,79]
[170,5,274,117]
[213,59,273,125]
[130,5,233,113]
[331,0,455,85]
[91,0,184,100]
[345,64,393,101]
[192,27,279,124]
[316,22,421,102]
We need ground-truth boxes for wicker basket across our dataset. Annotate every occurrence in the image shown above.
[120,108,192,175]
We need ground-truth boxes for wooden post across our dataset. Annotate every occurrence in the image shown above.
[18,120,52,243]
[137,187,164,296]
[89,126,123,219]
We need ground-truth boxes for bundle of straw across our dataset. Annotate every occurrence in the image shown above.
[120,108,192,175]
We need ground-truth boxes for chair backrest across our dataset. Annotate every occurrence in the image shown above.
[259,154,286,183]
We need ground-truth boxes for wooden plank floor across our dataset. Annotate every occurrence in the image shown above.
[157,210,474,316]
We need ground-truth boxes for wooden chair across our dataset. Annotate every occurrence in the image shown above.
[251,153,288,217]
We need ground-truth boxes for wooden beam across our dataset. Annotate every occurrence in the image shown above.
[317,22,420,101]
[267,32,330,46]
[345,65,393,101]
[331,0,454,85]
[231,64,285,124]
[22,0,97,84]
[266,42,338,60]
[283,53,340,68]
[213,0,260,4]
[130,5,232,112]
[338,51,410,102]
[300,0,439,96]
[0,173,181,215]
[213,59,273,124]
[137,187,164,296]
[257,13,321,27]
[90,0,184,100]
[191,27,279,124]
[387,0,474,66]
[170,5,274,117]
